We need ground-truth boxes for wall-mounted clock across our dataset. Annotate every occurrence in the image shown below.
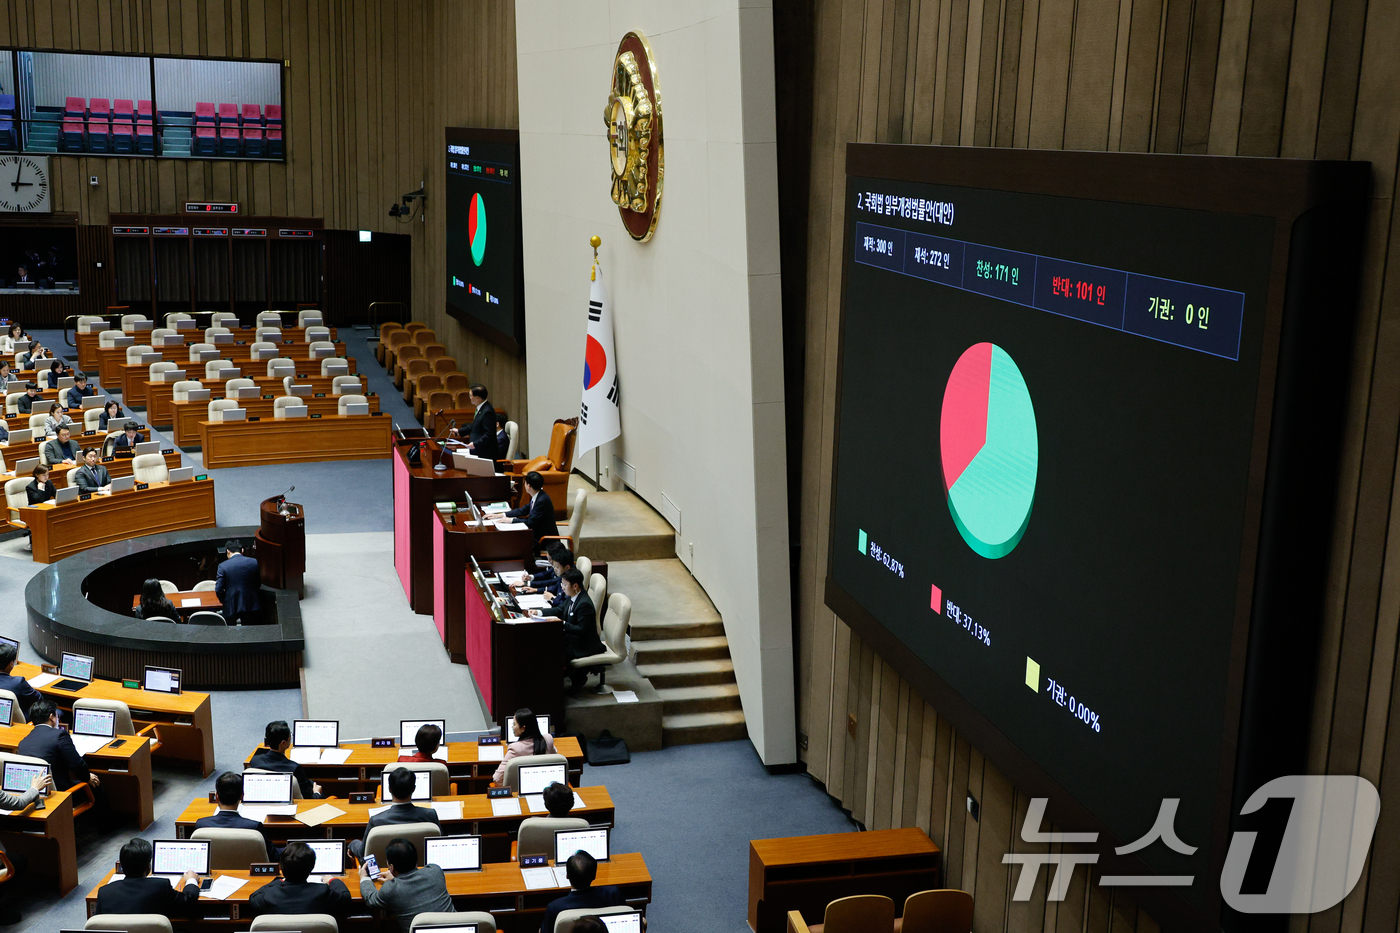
[0,155,52,213]
[604,32,663,242]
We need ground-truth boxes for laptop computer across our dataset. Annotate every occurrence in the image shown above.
[293,720,339,749]
[410,925,480,933]
[1,760,49,801]
[555,826,610,864]
[55,487,79,505]
[12,456,38,474]
[144,666,181,694]
[70,706,117,755]
[195,349,219,362]
[134,441,160,455]
[57,376,74,391]
[174,319,195,330]
[280,404,308,418]
[53,652,94,691]
[599,910,644,933]
[212,333,233,345]
[81,396,106,409]
[221,407,247,421]
[381,768,432,801]
[423,835,482,872]
[241,771,295,806]
[0,697,12,727]
[151,840,210,885]
[160,368,187,382]
[138,352,161,365]
[185,388,211,402]
[343,402,369,416]
[128,320,154,333]
[111,334,134,347]
[289,384,312,397]
[109,475,135,493]
[400,719,446,747]
[311,346,334,359]
[288,839,345,882]
[159,334,183,347]
[105,418,131,434]
[233,386,258,399]
[519,762,568,795]
[324,362,349,376]
[253,346,275,360]
[168,467,193,483]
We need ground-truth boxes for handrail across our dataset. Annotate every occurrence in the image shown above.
[368,301,407,333]
[62,306,126,347]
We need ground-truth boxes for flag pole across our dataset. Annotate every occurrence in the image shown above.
[590,235,602,490]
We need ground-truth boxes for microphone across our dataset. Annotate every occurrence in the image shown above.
[433,422,457,472]
[277,484,295,515]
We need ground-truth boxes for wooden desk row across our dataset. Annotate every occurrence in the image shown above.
[0,723,155,828]
[19,475,216,562]
[119,353,358,408]
[199,414,392,470]
[2,447,180,489]
[78,325,340,370]
[165,385,380,440]
[86,856,653,930]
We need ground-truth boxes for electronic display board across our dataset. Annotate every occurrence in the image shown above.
[825,145,1368,930]
[445,127,524,351]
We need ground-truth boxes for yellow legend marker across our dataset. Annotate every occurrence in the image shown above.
[1025,657,1040,692]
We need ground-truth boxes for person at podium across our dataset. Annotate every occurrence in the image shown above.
[41,425,79,466]
[463,383,500,462]
[72,447,112,494]
[216,540,262,625]
[505,471,559,548]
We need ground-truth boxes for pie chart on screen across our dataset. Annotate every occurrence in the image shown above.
[469,193,487,266]
[940,342,1038,559]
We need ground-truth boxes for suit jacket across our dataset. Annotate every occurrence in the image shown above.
[248,747,317,800]
[114,431,146,451]
[25,481,55,505]
[16,394,36,414]
[95,876,201,917]
[248,877,352,918]
[365,801,442,834]
[0,421,6,441]
[42,438,78,464]
[507,491,560,546]
[360,865,455,933]
[193,808,273,859]
[469,402,500,462]
[72,464,111,493]
[562,591,604,660]
[493,733,556,785]
[15,723,90,790]
[216,553,262,621]
[66,386,87,409]
[0,672,41,717]
[539,886,624,933]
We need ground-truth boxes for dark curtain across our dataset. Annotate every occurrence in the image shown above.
[193,239,230,305]
[232,239,267,302]
[152,238,190,304]
[270,240,321,304]
[113,238,151,302]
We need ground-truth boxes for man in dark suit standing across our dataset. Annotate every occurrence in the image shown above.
[216,540,262,625]
[347,766,442,859]
[0,643,41,719]
[95,837,200,917]
[464,384,500,463]
[505,471,560,548]
[248,841,352,919]
[16,700,100,792]
[546,569,603,693]
[193,772,273,859]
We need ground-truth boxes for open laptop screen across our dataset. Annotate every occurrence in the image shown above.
[423,835,482,871]
[143,666,181,694]
[241,772,294,804]
[381,768,432,801]
[59,652,93,682]
[293,720,339,748]
[400,719,445,747]
[1,761,48,796]
[600,911,644,933]
[518,762,567,795]
[73,707,116,737]
[152,840,209,876]
[555,827,610,864]
[289,839,345,876]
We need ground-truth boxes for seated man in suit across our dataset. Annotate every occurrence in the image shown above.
[0,642,40,719]
[542,780,576,818]
[113,421,145,452]
[538,851,624,933]
[249,720,322,799]
[41,425,79,467]
[0,418,6,443]
[505,471,559,549]
[15,382,40,415]
[65,372,91,410]
[358,837,455,933]
[495,412,511,456]
[247,841,352,919]
[463,384,500,462]
[15,700,100,792]
[397,723,443,763]
[72,447,112,494]
[514,544,574,606]
[95,837,200,918]
[216,540,262,625]
[193,771,273,860]
[348,765,442,859]
[540,569,603,693]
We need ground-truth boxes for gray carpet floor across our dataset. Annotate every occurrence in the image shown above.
[1,326,855,933]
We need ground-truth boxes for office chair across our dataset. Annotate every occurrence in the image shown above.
[554,907,635,933]
[411,913,495,933]
[363,821,440,866]
[158,580,178,593]
[501,754,569,793]
[792,895,895,933]
[331,376,362,396]
[337,395,368,416]
[132,454,169,484]
[84,915,173,933]
[248,917,337,933]
[569,593,630,693]
[188,611,227,625]
[893,890,974,933]
[516,816,589,859]
[191,827,271,868]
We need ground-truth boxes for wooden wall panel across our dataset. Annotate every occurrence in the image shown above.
[795,0,1400,930]
[3,0,527,435]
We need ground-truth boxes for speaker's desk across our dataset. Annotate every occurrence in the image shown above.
[0,723,154,828]
[172,391,381,446]
[241,737,585,797]
[748,828,941,933]
[199,414,392,469]
[17,474,216,563]
[86,855,653,929]
[173,785,614,862]
[13,662,216,777]
[0,784,80,894]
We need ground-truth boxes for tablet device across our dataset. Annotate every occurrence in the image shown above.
[151,840,209,880]
[423,835,482,872]
[381,767,432,801]
[400,719,445,747]
[53,652,94,691]
[293,720,339,748]
[518,762,567,795]
[143,666,182,694]
[288,839,345,878]
[241,771,294,804]
[554,826,610,864]
[600,911,644,933]
[1,760,48,797]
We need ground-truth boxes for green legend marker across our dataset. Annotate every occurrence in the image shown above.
[1025,657,1040,691]
[858,529,868,554]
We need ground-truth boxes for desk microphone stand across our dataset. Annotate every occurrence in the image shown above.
[433,418,458,472]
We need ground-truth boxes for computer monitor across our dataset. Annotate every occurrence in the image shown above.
[0,760,48,797]
[381,768,432,801]
[0,636,20,654]
[13,457,38,475]
[423,835,482,872]
[0,698,12,726]
[55,487,79,505]
[72,707,116,738]
[400,719,446,747]
[289,839,345,876]
[599,911,644,933]
[518,762,567,795]
[554,827,610,864]
[168,467,193,483]
[152,840,210,877]
[241,771,294,804]
[52,652,94,691]
[505,712,551,737]
[134,441,160,455]
[143,666,181,694]
[293,720,339,748]
[410,925,479,933]
[109,475,135,493]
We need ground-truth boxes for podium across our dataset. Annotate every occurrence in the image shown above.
[257,496,306,597]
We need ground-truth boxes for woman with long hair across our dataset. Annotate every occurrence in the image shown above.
[137,579,179,621]
[492,707,555,785]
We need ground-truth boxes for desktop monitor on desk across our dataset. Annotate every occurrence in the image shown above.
[554,826,610,864]
[55,487,79,505]
[134,441,160,456]
[342,401,369,416]
[241,771,294,805]
[288,839,345,879]
[151,840,209,881]
[400,719,446,747]
[81,396,105,409]
[381,768,432,801]
[293,720,339,749]
[518,762,567,795]
[143,665,181,694]
[109,476,135,493]
[424,835,482,872]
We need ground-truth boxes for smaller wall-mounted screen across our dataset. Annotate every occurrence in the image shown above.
[0,224,78,293]
[444,127,523,351]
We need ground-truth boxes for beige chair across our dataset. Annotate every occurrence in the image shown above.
[412,913,495,933]
[211,312,238,328]
[244,767,304,799]
[164,312,194,329]
[120,313,150,332]
[193,580,218,592]
[337,394,368,416]
[504,421,520,459]
[172,381,203,402]
[320,357,349,377]
[188,342,217,362]
[38,439,63,466]
[158,580,178,594]
[188,611,226,626]
[4,392,24,416]
[85,915,173,933]
[209,399,240,420]
[383,761,451,796]
[331,376,361,395]
[149,327,176,344]
[102,430,124,459]
[305,326,331,342]
[576,556,592,581]
[0,689,26,724]
[248,917,337,933]
[363,821,440,866]
[543,488,588,552]
[132,454,169,484]
[256,311,282,328]
[255,327,282,343]
[791,895,896,933]
[148,361,178,384]
[226,377,256,396]
[4,478,30,528]
[191,827,271,868]
[273,396,305,419]
[502,754,569,794]
[84,408,103,431]
[249,340,278,360]
[204,326,233,343]
[267,358,295,379]
[298,310,324,328]
[76,315,106,333]
[893,889,974,933]
[554,907,634,933]
[587,573,607,622]
[307,340,335,359]
[28,414,47,434]
[206,360,236,380]
[125,345,155,365]
[569,593,630,693]
[99,329,127,349]
[516,816,589,859]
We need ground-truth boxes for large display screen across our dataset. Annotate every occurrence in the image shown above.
[826,146,1366,929]
[445,127,524,351]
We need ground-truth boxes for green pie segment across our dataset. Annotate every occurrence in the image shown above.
[940,343,1038,558]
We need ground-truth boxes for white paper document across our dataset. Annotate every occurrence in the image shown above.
[202,875,247,900]
[522,794,544,813]
[554,865,571,886]
[296,803,346,826]
[521,867,565,890]
[501,571,531,586]
[319,748,353,764]
[72,735,111,756]
[180,598,201,607]
[432,800,464,820]
[27,673,58,689]
[106,874,126,884]
[288,747,322,764]
[613,690,640,704]
[367,805,391,817]
[495,522,530,531]
[489,797,521,816]
[476,745,504,762]
[517,595,554,610]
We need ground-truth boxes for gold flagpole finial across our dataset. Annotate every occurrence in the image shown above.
[590,235,601,281]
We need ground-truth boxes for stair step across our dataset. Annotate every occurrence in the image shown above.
[656,682,742,715]
[629,618,726,640]
[636,658,734,688]
[662,710,748,746]
[633,635,730,664]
